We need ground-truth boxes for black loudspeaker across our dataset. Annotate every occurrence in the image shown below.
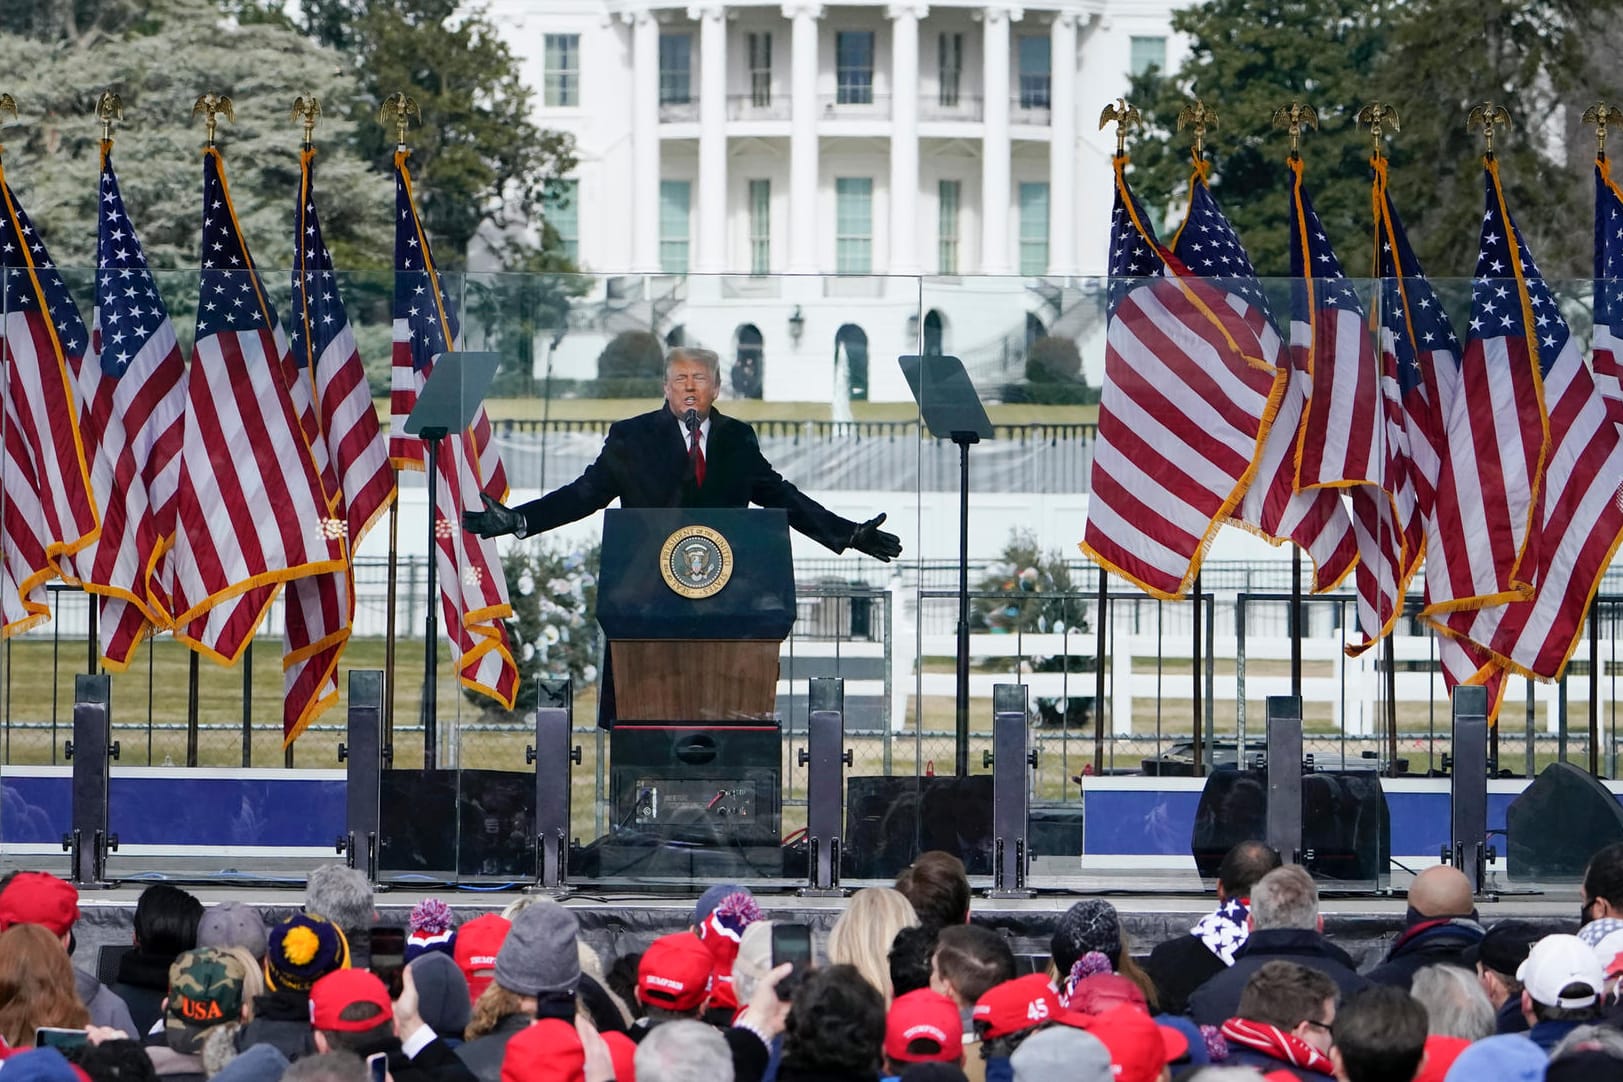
[1507,762,1623,880]
[608,724,782,846]
[842,775,995,879]
[378,769,535,878]
[1190,768,1389,883]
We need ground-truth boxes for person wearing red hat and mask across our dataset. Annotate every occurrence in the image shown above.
[0,871,137,1036]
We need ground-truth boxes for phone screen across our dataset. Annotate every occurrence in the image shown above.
[770,923,813,1001]
[366,1052,389,1082]
[35,1028,90,1051]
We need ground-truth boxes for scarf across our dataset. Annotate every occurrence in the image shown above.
[1219,1018,1335,1077]
[1190,897,1251,966]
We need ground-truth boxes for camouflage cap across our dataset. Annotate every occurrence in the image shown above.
[166,947,248,1054]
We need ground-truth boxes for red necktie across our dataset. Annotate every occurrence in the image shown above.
[689,425,706,487]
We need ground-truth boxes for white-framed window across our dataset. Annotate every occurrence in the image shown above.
[749,179,771,275]
[835,178,873,274]
[543,34,580,107]
[1130,35,1167,77]
[835,31,875,104]
[660,180,691,273]
[543,179,579,264]
[938,33,963,107]
[1017,35,1050,109]
[748,32,773,106]
[938,180,960,275]
[659,33,692,104]
[1019,182,1049,275]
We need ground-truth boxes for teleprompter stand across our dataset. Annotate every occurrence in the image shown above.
[900,354,993,777]
[402,350,502,770]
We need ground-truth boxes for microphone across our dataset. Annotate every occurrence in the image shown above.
[683,407,699,433]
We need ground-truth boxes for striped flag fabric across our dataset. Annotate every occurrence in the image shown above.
[1287,158,1411,654]
[1437,163,1623,680]
[167,148,344,664]
[389,149,517,708]
[279,146,397,744]
[63,146,187,669]
[0,157,99,635]
[1422,162,1549,615]
[1593,157,1623,431]
[1081,156,1286,599]
[1169,167,1357,593]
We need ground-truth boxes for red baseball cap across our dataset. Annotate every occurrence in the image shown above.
[455,914,511,1003]
[636,932,713,1012]
[884,989,963,1064]
[0,872,80,937]
[309,969,392,1033]
[972,974,1063,1039]
[601,1030,638,1082]
[1081,1004,1187,1082]
[500,1019,583,1082]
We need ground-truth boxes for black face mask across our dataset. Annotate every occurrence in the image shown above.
[1582,901,1596,928]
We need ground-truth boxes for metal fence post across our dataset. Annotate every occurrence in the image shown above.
[531,680,578,893]
[1450,685,1490,893]
[988,683,1033,897]
[1265,695,1303,863]
[800,676,848,896]
[338,670,383,884]
[63,674,116,887]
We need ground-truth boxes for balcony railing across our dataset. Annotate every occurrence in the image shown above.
[727,94,791,121]
[818,92,891,119]
[1013,98,1052,125]
[920,95,983,122]
[658,99,699,122]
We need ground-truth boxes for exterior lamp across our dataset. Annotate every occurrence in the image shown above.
[788,305,805,344]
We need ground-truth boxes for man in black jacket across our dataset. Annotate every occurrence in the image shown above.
[1186,865,1368,1025]
[1144,840,1281,1014]
[1362,866,1484,989]
[463,347,902,559]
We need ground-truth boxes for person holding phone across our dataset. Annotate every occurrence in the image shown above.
[308,967,475,1082]
[0,924,90,1050]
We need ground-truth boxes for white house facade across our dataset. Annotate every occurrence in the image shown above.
[484,0,1190,402]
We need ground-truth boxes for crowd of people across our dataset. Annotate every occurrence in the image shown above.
[2,843,1622,1082]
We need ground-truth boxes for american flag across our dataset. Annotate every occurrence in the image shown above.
[168,148,344,664]
[1423,163,1549,614]
[1438,162,1623,681]
[1081,158,1284,599]
[1288,159,1412,655]
[63,147,187,670]
[389,150,517,708]
[1371,160,1499,702]
[279,147,397,744]
[0,161,98,635]
[1170,169,1357,592]
[1592,158,1623,432]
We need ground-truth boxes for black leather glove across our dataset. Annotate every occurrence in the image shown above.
[462,493,527,539]
[849,512,902,562]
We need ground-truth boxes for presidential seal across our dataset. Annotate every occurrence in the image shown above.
[659,524,733,599]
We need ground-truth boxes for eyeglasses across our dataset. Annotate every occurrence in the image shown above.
[1301,1019,1334,1033]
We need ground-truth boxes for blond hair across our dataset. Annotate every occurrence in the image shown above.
[826,887,919,1006]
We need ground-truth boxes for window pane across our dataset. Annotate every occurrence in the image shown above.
[659,33,692,104]
[1019,182,1049,275]
[544,34,580,107]
[1130,35,1167,77]
[660,180,691,273]
[543,179,580,264]
[1017,36,1050,109]
[749,33,773,106]
[835,177,872,274]
[749,179,771,275]
[938,180,960,275]
[938,33,962,107]
[835,31,875,104]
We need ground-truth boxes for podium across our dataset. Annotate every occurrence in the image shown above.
[595,508,794,876]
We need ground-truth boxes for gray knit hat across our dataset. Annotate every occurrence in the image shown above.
[1050,899,1122,974]
[493,899,581,996]
[1010,1026,1112,1082]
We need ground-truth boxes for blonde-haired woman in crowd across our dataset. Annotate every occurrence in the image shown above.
[826,887,919,1006]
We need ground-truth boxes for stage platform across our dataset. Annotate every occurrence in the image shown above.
[58,876,1585,976]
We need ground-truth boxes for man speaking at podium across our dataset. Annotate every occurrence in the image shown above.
[462,346,903,562]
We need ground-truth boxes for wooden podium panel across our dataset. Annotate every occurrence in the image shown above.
[611,640,781,721]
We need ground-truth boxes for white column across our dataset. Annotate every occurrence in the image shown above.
[887,4,926,275]
[979,6,1018,274]
[784,4,822,274]
[1047,12,1078,276]
[693,5,729,272]
[629,11,661,272]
